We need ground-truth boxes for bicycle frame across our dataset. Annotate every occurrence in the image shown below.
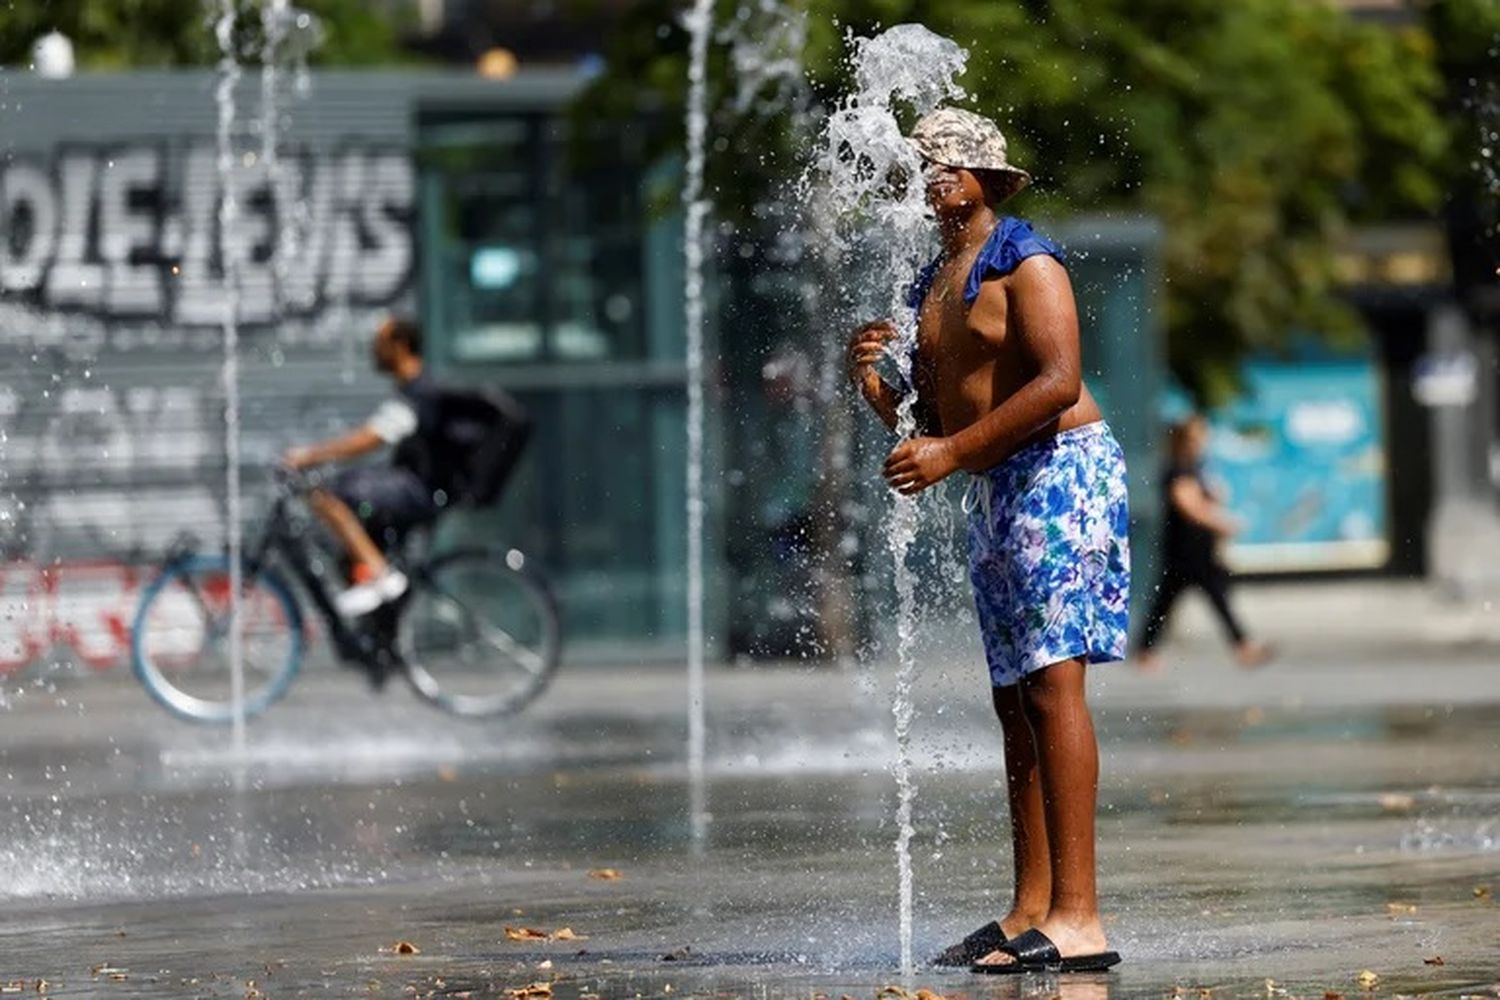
[139,469,561,722]
[170,481,404,674]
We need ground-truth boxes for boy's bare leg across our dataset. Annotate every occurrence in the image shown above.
[992,684,1052,936]
[307,489,387,573]
[978,657,1108,965]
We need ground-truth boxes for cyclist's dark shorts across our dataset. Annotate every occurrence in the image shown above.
[329,466,439,544]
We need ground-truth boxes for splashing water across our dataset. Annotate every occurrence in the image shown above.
[721,0,809,116]
[261,4,325,334]
[808,23,968,974]
[1477,46,1500,260]
[682,0,716,847]
[214,0,247,755]
[260,0,291,309]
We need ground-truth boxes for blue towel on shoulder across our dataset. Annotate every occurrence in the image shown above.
[907,217,1065,311]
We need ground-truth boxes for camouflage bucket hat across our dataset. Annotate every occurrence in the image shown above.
[907,107,1032,202]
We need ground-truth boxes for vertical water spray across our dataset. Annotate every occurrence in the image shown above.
[261,0,289,311]
[1479,50,1500,256]
[682,0,716,845]
[723,0,807,117]
[261,4,324,355]
[807,24,968,973]
[214,0,247,755]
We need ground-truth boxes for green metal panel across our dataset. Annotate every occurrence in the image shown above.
[413,105,729,657]
[1052,216,1167,625]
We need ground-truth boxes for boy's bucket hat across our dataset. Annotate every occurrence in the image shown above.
[907,107,1031,202]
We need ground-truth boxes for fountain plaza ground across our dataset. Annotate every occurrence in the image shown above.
[2,580,1498,998]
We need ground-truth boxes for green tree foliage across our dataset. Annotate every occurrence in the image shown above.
[1422,0,1500,297]
[0,0,412,69]
[586,0,1454,401]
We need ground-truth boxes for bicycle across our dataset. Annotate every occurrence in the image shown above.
[130,468,561,724]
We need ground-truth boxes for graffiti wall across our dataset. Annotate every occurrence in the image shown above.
[0,72,429,675]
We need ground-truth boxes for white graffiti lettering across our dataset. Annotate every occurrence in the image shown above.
[0,143,414,326]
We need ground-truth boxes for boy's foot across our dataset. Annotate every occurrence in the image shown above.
[970,926,1120,974]
[1234,641,1275,669]
[932,910,1043,966]
[932,921,1006,967]
[972,915,1112,972]
[335,567,409,618]
[936,917,1044,971]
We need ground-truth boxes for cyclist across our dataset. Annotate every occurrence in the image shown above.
[281,316,445,617]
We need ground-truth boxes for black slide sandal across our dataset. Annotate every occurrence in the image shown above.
[969,928,1121,974]
[932,921,1007,967]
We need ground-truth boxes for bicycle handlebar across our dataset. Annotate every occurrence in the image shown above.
[271,463,319,496]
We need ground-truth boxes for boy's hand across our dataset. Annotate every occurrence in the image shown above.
[883,436,959,495]
[847,320,896,396]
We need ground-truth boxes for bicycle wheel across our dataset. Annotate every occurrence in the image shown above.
[400,548,560,717]
[131,554,304,724]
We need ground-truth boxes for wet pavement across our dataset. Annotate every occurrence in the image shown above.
[2,614,1499,998]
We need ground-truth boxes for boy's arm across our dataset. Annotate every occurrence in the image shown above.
[862,376,904,431]
[848,320,904,431]
[883,256,1081,495]
[944,256,1082,472]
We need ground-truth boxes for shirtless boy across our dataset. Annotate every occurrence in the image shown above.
[847,108,1130,974]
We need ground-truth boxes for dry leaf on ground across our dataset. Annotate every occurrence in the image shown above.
[1357,971,1380,989]
[1424,956,1445,966]
[1325,992,1345,1000]
[505,984,553,999]
[1474,885,1492,899]
[380,941,421,956]
[1378,793,1415,813]
[877,987,912,1000]
[587,869,623,881]
[504,926,587,943]
[1385,903,1418,915]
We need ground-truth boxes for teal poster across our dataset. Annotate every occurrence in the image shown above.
[1204,357,1389,572]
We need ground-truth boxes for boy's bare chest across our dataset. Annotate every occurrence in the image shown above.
[916,261,1008,367]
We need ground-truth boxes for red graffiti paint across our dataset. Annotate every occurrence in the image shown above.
[0,559,313,675]
[0,560,142,673]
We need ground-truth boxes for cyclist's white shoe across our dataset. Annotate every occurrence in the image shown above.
[335,568,409,618]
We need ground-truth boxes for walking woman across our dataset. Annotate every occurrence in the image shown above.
[1136,414,1273,671]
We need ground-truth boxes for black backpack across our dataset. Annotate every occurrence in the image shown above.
[425,386,532,507]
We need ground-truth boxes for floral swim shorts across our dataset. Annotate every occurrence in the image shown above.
[965,421,1131,688]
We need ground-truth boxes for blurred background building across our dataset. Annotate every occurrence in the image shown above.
[0,0,1495,674]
